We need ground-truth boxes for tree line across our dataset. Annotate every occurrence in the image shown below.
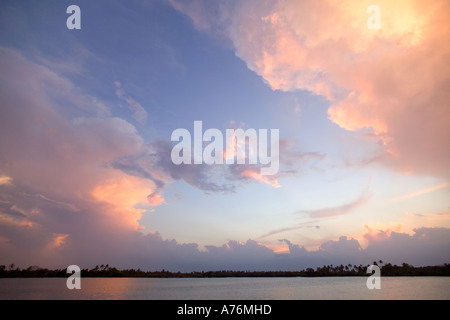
[1,261,449,278]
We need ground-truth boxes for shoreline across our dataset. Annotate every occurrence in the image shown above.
[1,262,449,278]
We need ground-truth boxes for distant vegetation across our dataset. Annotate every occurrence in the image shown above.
[1,261,449,278]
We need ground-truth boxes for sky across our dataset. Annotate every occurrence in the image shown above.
[0,0,449,272]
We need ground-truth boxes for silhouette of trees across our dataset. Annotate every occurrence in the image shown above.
[0,262,449,278]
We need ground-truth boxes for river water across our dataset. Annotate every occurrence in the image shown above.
[0,277,449,300]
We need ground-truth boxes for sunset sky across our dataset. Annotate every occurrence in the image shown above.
[0,0,449,271]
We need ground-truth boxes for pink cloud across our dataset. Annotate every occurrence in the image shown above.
[171,0,450,178]
[239,169,280,188]
[0,46,291,269]
[147,192,165,206]
[0,47,159,236]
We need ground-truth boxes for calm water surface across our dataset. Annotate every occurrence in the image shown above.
[0,277,449,300]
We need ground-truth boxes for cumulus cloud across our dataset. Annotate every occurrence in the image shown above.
[320,236,362,259]
[1,1,449,271]
[0,45,305,253]
[170,0,450,178]
[112,136,313,195]
[278,239,309,257]
[0,46,300,270]
[363,227,450,266]
[3,202,448,271]
[110,140,237,195]
[0,46,159,264]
